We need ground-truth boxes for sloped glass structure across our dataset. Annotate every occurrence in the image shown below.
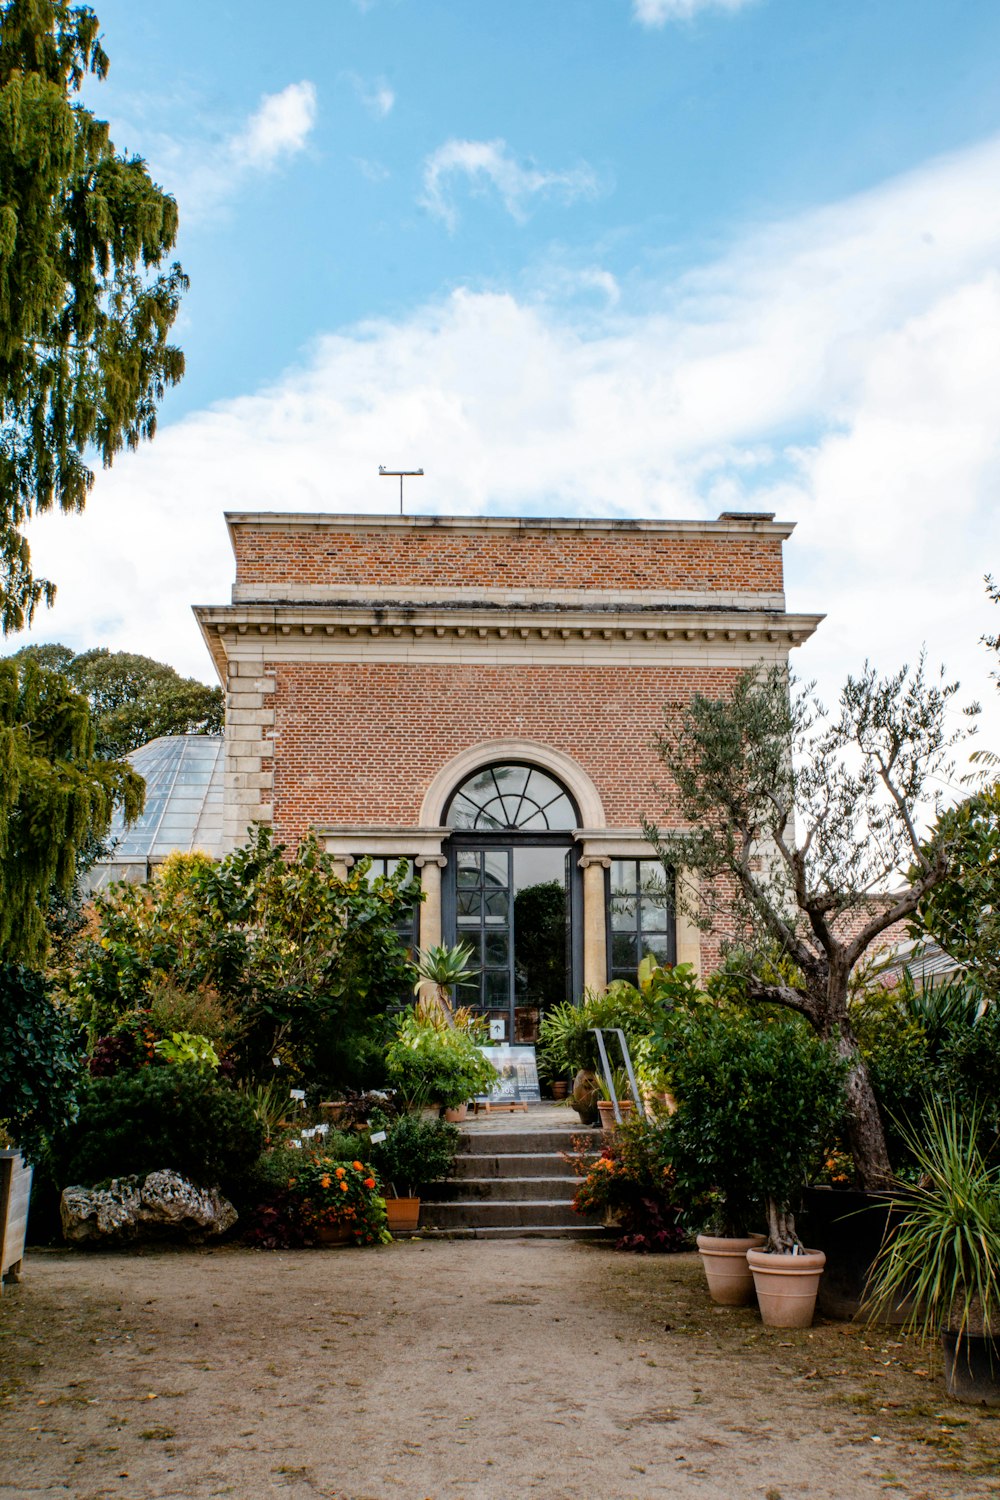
[86,734,225,889]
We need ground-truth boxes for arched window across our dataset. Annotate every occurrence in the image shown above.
[445,763,577,832]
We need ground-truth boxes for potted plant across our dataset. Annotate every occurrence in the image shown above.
[411,943,477,1023]
[287,1152,391,1246]
[864,1097,1000,1404]
[366,1111,459,1234]
[385,1003,499,1117]
[663,1005,847,1321]
[594,1067,637,1132]
[0,966,84,1290]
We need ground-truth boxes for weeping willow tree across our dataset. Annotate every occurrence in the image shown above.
[0,1,188,632]
[0,655,144,962]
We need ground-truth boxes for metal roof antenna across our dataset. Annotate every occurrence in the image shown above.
[379,465,424,515]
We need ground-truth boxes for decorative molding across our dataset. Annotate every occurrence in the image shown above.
[225,510,797,540]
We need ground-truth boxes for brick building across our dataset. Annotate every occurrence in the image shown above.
[194,512,821,1042]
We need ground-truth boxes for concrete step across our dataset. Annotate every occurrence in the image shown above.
[436,1175,578,1203]
[457,1127,597,1156]
[452,1151,588,1180]
[414,1224,613,1241]
[419,1198,590,1230]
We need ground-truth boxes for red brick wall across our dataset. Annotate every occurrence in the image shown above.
[234,526,785,594]
[269,660,743,841]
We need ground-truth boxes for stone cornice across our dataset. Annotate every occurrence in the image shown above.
[194,600,823,680]
[225,510,796,542]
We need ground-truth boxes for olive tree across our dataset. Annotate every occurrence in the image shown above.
[645,658,978,1189]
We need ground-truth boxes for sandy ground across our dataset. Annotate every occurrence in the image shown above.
[1,1241,999,1500]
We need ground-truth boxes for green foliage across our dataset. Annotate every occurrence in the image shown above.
[0,0,187,632]
[513,880,567,1008]
[568,1116,687,1253]
[49,1066,264,1190]
[365,1110,459,1197]
[537,968,696,1082]
[0,962,83,1162]
[385,1008,499,1108]
[9,643,223,757]
[287,1155,390,1245]
[68,829,421,1092]
[661,1006,847,1244]
[0,655,144,962]
[865,1097,1000,1347]
[152,1030,219,1072]
[912,783,1000,997]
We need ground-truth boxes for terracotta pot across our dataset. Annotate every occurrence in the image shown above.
[747,1246,826,1328]
[942,1332,1000,1406]
[385,1196,421,1235]
[314,1224,352,1247]
[442,1103,468,1123]
[550,1081,569,1100]
[597,1099,635,1132]
[696,1233,767,1306]
[571,1069,600,1126]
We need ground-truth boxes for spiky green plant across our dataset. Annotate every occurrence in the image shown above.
[864,1097,1000,1352]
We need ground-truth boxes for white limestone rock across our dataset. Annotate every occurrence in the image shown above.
[60,1170,237,1244]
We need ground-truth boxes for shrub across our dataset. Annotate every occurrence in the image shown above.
[51,1067,264,1191]
[288,1154,390,1245]
[385,1008,498,1108]
[569,1117,687,1253]
[0,964,85,1163]
[366,1111,459,1197]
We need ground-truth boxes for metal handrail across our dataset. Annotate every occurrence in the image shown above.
[590,1027,643,1124]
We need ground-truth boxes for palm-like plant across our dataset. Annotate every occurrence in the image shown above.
[411,943,477,1023]
[864,1096,1000,1352]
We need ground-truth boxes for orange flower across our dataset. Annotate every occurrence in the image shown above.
[340,1181,348,1192]
[320,1175,331,1189]
[352,1161,364,1171]
[364,1177,376,1190]
[334,1167,346,1179]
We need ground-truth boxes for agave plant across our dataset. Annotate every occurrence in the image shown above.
[864,1096,1000,1352]
[411,943,477,1023]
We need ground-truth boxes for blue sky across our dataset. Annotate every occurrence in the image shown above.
[16,0,1000,758]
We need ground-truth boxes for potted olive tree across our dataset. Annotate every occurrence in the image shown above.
[864,1097,1000,1405]
[366,1111,460,1234]
[0,965,83,1290]
[663,1005,847,1322]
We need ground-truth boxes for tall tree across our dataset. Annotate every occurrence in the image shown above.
[0,1,187,633]
[10,642,223,756]
[645,659,978,1189]
[0,654,143,962]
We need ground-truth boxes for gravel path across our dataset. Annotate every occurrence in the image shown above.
[1,1241,998,1500]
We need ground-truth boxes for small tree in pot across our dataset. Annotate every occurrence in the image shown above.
[366,1110,459,1233]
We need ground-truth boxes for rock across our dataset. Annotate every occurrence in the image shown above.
[60,1170,237,1245]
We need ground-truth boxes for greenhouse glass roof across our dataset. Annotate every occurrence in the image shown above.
[89,735,226,886]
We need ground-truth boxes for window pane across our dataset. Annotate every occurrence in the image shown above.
[485,971,509,1007]
[611,932,638,970]
[610,893,638,931]
[446,762,576,830]
[484,930,509,967]
[640,895,670,933]
[641,936,672,967]
[483,851,508,887]
[484,891,509,923]
[457,890,482,919]
[611,859,637,893]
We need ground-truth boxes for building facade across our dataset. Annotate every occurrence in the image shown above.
[194,512,820,1043]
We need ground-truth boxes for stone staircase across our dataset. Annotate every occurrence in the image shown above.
[418,1118,610,1239]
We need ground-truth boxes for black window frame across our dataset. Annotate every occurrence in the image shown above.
[605,857,676,983]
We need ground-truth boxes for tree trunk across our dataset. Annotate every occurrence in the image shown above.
[765,1196,802,1253]
[817,965,894,1190]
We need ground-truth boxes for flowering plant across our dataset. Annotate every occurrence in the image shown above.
[289,1154,391,1245]
[568,1118,687,1254]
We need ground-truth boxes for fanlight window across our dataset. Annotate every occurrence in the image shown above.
[446,763,577,832]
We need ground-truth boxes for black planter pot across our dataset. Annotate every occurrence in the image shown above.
[799,1186,902,1320]
[941,1338,995,1404]
[942,1333,1000,1406]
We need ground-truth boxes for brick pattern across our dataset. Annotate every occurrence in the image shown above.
[233,527,785,594]
[268,660,742,839]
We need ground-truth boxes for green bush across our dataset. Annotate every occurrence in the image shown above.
[51,1067,264,1191]
[0,964,84,1163]
[385,1010,498,1108]
[366,1111,459,1196]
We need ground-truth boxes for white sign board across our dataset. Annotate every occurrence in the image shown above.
[477,1045,541,1104]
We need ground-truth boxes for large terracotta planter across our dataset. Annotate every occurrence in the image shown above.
[442,1103,468,1123]
[385,1196,421,1234]
[314,1224,352,1246]
[1,1150,32,1294]
[942,1333,1000,1406]
[747,1246,826,1328]
[597,1099,635,1132]
[696,1233,766,1306]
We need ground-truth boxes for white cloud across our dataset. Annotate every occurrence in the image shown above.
[421,138,600,230]
[229,81,318,170]
[152,82,318,220]
[15,132,1000,752]
[633,0,757,23]
[346,73,395,120]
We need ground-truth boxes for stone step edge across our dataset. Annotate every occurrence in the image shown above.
[409,1226,613,1240]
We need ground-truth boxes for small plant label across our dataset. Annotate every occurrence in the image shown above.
[370,1130,387,1144]
[290,1088,306,1102]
